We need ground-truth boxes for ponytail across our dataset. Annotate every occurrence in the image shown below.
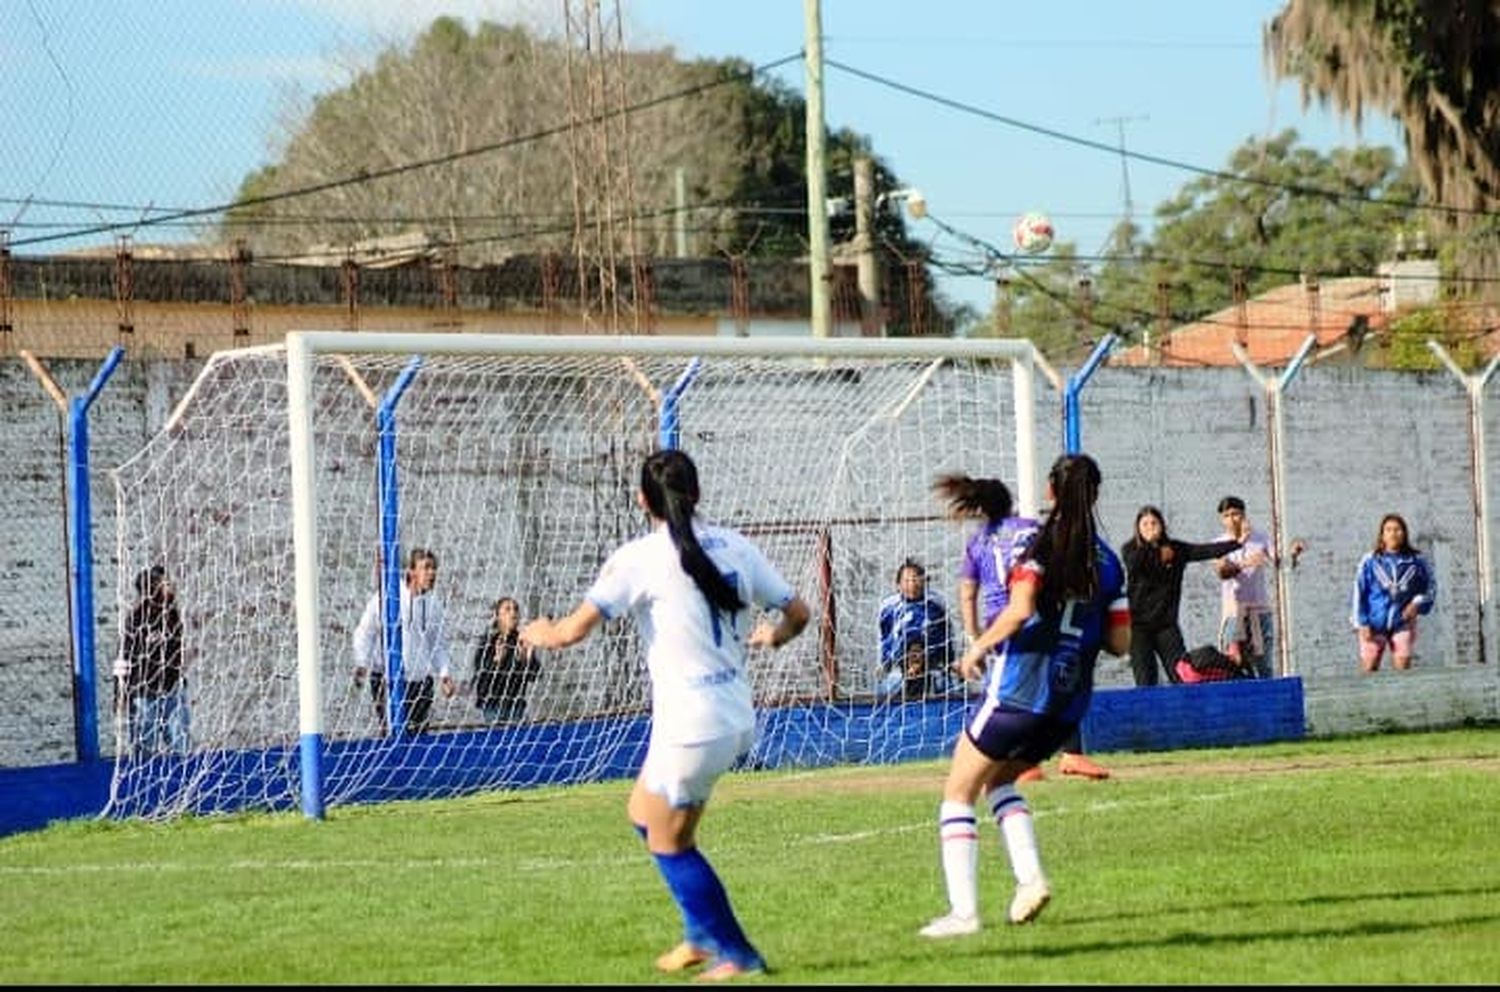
[1028,454,1102,605]
[932,473,1014,523]
[641,450,745,614]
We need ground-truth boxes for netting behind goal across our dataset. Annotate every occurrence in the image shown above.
[108,333,1037,821]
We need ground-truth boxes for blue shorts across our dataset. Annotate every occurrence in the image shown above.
[965,700,1075,764]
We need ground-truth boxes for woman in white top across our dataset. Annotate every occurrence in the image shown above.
[522,449,810,982]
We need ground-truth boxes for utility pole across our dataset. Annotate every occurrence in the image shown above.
[674,166,688,258]
[804,0,832,337]
[853,157,881,336]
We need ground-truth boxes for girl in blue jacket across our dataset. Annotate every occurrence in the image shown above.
[1351,513,1435,673]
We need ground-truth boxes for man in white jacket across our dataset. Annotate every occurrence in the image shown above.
[353,547,456,735]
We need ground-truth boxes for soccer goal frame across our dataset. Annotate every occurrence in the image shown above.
[282,331,1038,820]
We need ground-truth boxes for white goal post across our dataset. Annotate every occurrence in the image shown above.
[108,331,1039,823]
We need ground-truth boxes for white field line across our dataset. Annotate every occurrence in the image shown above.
[0,780,1298,879]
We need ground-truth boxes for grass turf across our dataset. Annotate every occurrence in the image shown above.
[2,726,1497,984]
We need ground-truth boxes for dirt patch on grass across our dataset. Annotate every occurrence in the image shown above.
[721,749,1500,800]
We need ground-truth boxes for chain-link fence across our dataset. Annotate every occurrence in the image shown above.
[5,349,1500,768]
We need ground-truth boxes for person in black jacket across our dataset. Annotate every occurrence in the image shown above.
[115,564,189,755]
[1119,506,1241,686]
[473,597,541,724]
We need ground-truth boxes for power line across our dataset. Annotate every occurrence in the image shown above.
[824,57,1496,220]
[7,52,805,250]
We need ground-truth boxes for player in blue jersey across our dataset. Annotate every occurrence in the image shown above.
[920,454,1130,939]
[521,449,810,981]
[935,472,1110,783]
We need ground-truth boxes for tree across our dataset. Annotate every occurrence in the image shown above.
[1264,0,1500,285]
[982,131,1421,362]
[222,19,921,270]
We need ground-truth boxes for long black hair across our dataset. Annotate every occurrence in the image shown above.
[641,449,744,614]
[932,473,1014,523]
[1027,454,1103,605]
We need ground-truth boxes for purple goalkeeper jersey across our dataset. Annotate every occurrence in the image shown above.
[962,516,1041,628]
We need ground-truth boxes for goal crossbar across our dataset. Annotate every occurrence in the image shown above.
[285,331,1040,821]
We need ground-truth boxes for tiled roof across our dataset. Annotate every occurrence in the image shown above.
[1113,276,1388,367]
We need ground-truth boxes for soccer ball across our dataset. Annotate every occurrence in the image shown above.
[1012,212,1054,255]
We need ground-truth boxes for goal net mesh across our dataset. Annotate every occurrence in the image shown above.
[107,340,1032,820]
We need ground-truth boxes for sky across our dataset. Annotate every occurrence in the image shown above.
[1,0,1405,315]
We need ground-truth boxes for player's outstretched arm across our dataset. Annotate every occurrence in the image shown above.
[521,601,604,651]
[749,596,811,649]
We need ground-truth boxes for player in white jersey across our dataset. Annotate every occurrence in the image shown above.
[522,449,810,982]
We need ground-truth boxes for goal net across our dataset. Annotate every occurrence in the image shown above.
[107,333,1039,821]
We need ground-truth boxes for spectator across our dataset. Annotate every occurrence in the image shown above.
[115,564,189,756]
[1351,513,1436,673]
[1119,505,1241,686]
[473,596,541,723]
[353,547,456,735]
[1212,496,1304,680]
[876,558,957,701]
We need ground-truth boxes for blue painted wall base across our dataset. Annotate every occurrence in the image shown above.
[1082,677,1305,753]
[0,678,1304,839]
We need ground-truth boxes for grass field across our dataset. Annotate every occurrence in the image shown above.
[3,727,1498,985]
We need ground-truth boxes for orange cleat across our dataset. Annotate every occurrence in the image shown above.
[1016,765,1045,784]
[694,957,768,982]
[655,942,712,973]
[1058,752,1110,780]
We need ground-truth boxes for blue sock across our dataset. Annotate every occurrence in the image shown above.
[634,824,713,953]
[652,847,762,968]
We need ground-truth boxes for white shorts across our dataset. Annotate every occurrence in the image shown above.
[641,728,755,809]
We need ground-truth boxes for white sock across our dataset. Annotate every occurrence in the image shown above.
[987,784,1043,885]
[938,800,979,918]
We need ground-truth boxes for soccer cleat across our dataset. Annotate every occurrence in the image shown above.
[1016,765,1045,784]
[655,941,712,973]
[1008,878,1052,925]
[1058,752,1110,780]
[694,956,768,982]
[918,912,982,939]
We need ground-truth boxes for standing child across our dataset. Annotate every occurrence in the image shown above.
[1351,513,1435,673]
[522,449,810,980]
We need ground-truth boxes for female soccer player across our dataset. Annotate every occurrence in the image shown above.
[933,472,1108,783]
[920,453,1130,939]
[521,449,810,981]
[1351,512,1436,673]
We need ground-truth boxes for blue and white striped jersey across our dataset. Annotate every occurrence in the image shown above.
[985,537,1129,722]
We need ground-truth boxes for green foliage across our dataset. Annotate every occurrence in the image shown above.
[993,130,1430,361]
[1380,303,1480,370]
[225,19,918,265]
[3,729,1498,984]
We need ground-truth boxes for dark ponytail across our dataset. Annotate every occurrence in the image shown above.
[1028,454,1102,605]
[932,473,1014,524]
[641,449,745,614]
